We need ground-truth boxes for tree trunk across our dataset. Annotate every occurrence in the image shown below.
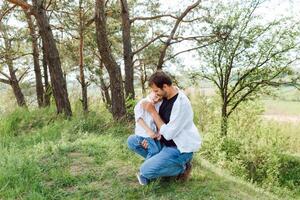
[7,60,27,107]
[78,0,88,113]
[25,12,44,107]
[1,25,27,107]
[120,0,135,100]
[42,39,51,107]
[141,76,146,97]
[95,0,126,120]
[32,0,72,116]
[140,64,147,97]
[221,72,230,136]
[99,62,111,108]
[221,102,228,136]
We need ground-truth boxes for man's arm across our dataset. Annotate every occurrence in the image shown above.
[143,100,193,140]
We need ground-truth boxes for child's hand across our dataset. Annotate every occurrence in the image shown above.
[149,132,156,139]
[153,133,161,140]
[155,133,162,140]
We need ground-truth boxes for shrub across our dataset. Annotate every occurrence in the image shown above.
[125,96,137,121]
[198,99,298,196]
[220,138,242,161]
[278,154,300,190]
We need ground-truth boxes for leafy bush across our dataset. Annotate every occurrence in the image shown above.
[278,154,300,190]
[196,98,298,196]
[125,96,138,121]
[220,138,242,161]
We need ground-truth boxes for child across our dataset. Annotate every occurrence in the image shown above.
[134,92,162,159]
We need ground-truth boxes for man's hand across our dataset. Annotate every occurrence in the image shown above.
[142,102,156,114]
[141,139,148,149]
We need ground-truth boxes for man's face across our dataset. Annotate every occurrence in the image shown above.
[150,84,167,99]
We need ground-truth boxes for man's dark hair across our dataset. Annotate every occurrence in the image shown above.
[148,71,172,89]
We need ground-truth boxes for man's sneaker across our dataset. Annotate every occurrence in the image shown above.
[136,172,149,185]
[176,162,192,181]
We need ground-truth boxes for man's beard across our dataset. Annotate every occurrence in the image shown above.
[162,91,167,98]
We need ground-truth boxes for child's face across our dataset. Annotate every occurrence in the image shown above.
[152,94,162,104]
[149,91,162,104]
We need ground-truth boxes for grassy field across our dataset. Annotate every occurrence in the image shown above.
[0,108,281,200]
[262,120,300,155]
[263,100,300,116]
[261,98,300,154]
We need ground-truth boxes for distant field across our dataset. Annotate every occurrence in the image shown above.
[262,120,300,154]
[261,99,300,154]
[262,100,300,116]
[262,86,300,117]
[272,86,300,101]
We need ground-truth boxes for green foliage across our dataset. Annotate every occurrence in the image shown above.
[125,96,138,121]
[195,0,300,137]
[0,152,43,199]
[220,138,242,161]
[198,99,299,197]
[70,112,109,134]
[165,89,300,198]
[190,90,220,133]
[0,107,55,137]
[278,154,300,190]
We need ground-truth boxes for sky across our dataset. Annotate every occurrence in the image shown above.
[159,0,300,73]
[161,0,300,18]
[1,0,300,27]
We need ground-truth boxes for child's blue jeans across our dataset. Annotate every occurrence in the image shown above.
[129,135,161,160]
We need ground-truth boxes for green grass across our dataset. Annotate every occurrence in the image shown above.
[260,99,300,154]
[268,121,300,155]
[0,107,282,200]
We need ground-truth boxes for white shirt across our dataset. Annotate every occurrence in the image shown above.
[160,90,202,153]
[134,96,161,138]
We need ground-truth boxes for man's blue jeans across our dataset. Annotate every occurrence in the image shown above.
[127,134,193,180]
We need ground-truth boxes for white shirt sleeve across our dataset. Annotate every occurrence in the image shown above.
[160,99,193,140]
[134,100,145,123]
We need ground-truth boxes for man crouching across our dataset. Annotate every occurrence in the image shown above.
[127,71,202,185]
